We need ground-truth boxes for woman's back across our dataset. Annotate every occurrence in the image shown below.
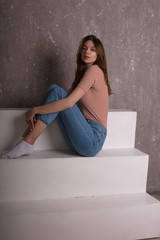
[77,65,109,128]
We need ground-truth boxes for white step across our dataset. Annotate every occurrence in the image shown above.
[0,109,137,152]
[0,193,160,240]
[0,148,148,202]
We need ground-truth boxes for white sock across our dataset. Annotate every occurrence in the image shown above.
[1,140,34,159]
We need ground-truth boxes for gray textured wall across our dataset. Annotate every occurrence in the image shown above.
[0,0,160,193]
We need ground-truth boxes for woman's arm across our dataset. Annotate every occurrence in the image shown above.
[25,65,97,129]
[36,87,84,114]
[25,86,85,129]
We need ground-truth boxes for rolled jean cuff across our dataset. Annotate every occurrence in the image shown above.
[37,113,57,126]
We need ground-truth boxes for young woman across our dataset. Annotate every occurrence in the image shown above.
[2,35,112,159]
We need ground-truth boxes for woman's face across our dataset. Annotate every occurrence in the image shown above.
[81,40,97,67]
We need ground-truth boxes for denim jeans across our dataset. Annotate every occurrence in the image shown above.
[37,84,107,157]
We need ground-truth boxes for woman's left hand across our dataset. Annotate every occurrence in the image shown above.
[25,108,36,130]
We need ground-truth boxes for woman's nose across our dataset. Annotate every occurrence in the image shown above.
[85,48,90,54]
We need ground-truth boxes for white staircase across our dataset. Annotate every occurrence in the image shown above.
[0,109,160,240]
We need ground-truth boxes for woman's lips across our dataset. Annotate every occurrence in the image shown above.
[84,56,90,59]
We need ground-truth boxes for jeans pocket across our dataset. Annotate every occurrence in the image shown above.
[94,129,106,146]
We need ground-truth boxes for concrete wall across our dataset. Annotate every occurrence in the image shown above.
[0,0,160,193]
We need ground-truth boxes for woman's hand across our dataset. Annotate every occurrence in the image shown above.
[25,108,37,131]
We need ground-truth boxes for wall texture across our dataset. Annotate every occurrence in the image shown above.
[0,0,160,193]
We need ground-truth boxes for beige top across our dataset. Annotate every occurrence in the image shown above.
[77,65,109,128]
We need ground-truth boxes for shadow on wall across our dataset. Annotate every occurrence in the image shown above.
[29,43,64,106]
[1,113,28,152]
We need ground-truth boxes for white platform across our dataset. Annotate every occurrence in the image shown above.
[0,148,148,201]
[0,193,160,240]
[0,108,160,240]
[0,109,137,152]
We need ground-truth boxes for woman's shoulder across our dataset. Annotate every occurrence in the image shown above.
[87,64,102,72]
[86,64,103,74]
[88,64,104,77]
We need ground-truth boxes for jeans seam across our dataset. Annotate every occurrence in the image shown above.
[61,106,94,146]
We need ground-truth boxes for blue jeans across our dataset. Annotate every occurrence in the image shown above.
[37,84,107,157]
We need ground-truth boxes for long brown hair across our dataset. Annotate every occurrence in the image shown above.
[72,35,112,95]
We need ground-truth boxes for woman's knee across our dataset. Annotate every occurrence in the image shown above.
[47,84,59,94]
[47,84,68,98]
